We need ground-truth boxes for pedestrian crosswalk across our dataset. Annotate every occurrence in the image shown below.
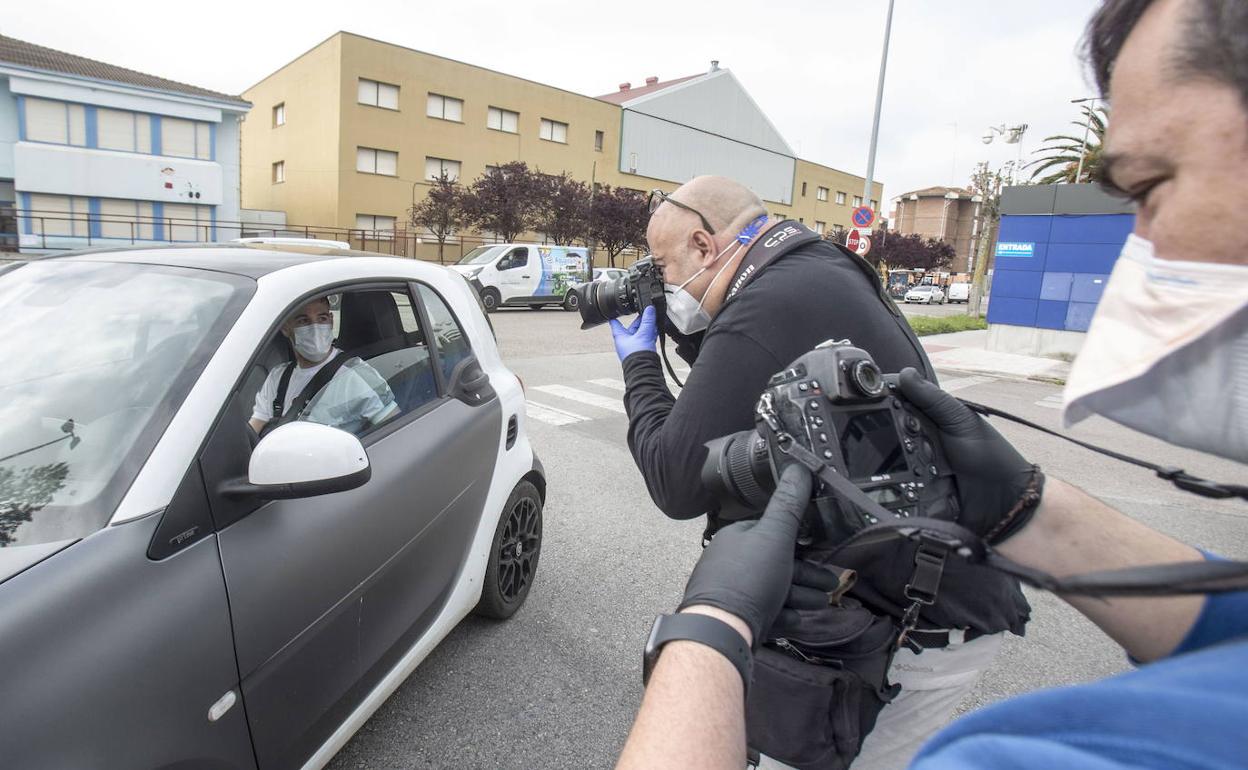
[1035,394,1064,410]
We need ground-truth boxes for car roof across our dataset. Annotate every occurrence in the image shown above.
[21,243,416,279]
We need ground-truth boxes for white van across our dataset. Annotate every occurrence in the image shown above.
[451,244,589,312]
[947,282,971,303]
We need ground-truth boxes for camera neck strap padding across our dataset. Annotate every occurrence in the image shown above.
[778,436,1248,608]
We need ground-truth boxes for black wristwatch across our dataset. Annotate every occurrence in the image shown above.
[643,613,753,693]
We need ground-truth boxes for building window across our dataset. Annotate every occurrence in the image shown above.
[357,147,398,176]
[273,103,285,126]
[816,186,828,202]
[852,195,863,207]
[487,106,519,133]
[540,118,568,143]
[594,130,604,152]
[801,182,808,197]
[97,108,152,153]
[272,161,285,184]
[25,193,90,237]
[426,93,463,121]
[814,220,826,234]
[425,157,462,181]
[162,118,211,160]
[356,213,396,237]
[99,198,158,240]
[870,199,878,210]
[835,191,847,205]
[24,98,87,146]
[484,164,501,175]
[358,78,400,110]
[162,203,213,242]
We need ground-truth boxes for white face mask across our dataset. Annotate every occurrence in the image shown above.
[1062,234,1248,463]
[664,239,745,335]
[292,322,334,364]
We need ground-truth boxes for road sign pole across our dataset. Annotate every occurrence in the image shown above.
[862,0,895,212]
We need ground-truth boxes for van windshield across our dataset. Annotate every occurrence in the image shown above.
[458,245,507,265]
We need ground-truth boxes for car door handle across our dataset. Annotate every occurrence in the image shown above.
[522,275,531,278]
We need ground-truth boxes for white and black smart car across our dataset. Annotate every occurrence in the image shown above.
[0,244,545,769]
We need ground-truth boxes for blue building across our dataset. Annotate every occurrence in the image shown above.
[0,35,250,252]
[986,184,1135,357]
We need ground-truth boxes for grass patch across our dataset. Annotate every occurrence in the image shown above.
[905,314,988,336]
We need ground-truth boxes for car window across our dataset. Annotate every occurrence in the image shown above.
[506,247,528,269]
[0,260,251,548]
[417,284,473,386]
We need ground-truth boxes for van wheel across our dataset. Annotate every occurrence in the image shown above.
[563,291,580,312]
[475,481,542,619]
[480,288,501,313]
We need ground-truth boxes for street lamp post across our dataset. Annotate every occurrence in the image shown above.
[861,0,896,214]
[1071,97,1101,184]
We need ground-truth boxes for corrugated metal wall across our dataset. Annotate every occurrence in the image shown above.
[619,110,795,204]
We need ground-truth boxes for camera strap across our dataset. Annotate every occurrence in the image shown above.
[774,431,1248,637]
[958,399,1248,501]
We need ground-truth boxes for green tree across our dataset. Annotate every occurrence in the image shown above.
[589,186,648,267]
[1026,104,1109,185]
[460,161,545,243]
[536,173,591,245]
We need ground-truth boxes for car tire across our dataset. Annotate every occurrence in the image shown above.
[563,291,580,312]
[481,288,501,313]
[475,480,543,620]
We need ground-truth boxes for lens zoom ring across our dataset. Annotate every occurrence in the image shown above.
[727,439,768,508]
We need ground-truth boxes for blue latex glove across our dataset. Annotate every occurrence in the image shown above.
[609,305,659,362]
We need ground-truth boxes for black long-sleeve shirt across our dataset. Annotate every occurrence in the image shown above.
[623,240,1030,636]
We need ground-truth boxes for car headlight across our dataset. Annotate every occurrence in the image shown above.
[467,267,484,279]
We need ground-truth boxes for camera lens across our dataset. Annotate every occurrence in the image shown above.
[850,359,885,397]
[702,430,774,517]
[575,274,635,329]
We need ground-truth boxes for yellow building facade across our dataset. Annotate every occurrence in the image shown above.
[241,32,881,256]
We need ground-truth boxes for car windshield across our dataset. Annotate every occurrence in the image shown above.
[458,245,507,265]
[0,260,252,548]
[910,286,934,293]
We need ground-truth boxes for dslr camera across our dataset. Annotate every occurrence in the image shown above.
[702,341,960,545]
[570,256,665,329]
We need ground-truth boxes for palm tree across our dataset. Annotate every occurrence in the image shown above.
[1026,105,1109,185]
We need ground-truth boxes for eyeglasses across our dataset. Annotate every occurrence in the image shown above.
[647,189,717,235]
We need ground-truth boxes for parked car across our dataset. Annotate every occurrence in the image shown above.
[0,244,545,769]
[946,282,971,303]
[904,285,946,304]
[593,267,628,283]
[450,243,588,312]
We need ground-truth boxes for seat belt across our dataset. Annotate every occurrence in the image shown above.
[262,353,353,437]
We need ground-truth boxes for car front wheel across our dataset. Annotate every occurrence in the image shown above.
[475,481,543,619]
[563,291,580,312]
[481,288,501,313]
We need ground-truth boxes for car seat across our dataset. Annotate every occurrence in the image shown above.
[337,291,437,413]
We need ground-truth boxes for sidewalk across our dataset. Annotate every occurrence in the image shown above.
[920,329,1071,383]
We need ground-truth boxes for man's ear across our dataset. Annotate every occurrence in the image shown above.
[690,230,718,267]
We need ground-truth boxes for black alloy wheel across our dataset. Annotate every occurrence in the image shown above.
[475,481,543,619]
[481,288,500,312]
[563,291,579,311]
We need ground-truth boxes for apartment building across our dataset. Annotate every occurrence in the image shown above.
[0,35,250,252]
[890,186,983,273]
[241,32,880,251]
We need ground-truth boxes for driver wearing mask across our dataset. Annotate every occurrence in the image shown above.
[248,297,399,437]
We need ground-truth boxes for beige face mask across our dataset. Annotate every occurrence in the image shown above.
[1062,234,1248,463]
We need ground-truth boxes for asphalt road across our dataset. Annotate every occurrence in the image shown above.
[328,307,1247,769]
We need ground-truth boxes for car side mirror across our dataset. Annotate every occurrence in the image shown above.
[221,422,370,500]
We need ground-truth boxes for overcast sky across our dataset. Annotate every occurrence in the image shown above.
[9,0,1103,209]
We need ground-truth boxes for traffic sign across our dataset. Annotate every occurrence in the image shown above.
[851,206,876,228]
[846,230,861,252]
[854,235,872,257]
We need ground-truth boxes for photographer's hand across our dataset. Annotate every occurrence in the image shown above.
[897,368,1043,543]
[679,464,814,646]
[610,305,659,362]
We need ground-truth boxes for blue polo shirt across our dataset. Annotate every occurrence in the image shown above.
[911,582,1248,769]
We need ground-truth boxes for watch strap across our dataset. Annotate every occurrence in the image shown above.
[644,613,752,693]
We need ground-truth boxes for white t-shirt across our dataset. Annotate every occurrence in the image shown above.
[252,348,399,434]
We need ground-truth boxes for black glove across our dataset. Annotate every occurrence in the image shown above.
[678,465,814,645]
[897,368,1045,544]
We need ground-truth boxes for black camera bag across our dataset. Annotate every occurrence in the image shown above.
[746,595,899,770]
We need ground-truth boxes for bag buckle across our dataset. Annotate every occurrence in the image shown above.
[903,535,949,606]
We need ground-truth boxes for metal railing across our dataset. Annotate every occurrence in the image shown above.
[10,209,648,266]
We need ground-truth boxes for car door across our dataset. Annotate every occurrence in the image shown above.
[496,247,531,302]
[201,281,499,770]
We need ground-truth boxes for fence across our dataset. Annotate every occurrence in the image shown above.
[9,209,649,267]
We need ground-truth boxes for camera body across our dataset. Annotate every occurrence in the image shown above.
[703,341,960,545]
[572,256,666,329]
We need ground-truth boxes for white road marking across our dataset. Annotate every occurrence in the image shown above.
[1035,394,1064,409]
[533,384,628,414]
[587,378,626,392]
[525,401,590,426]
[938,375,994,392]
